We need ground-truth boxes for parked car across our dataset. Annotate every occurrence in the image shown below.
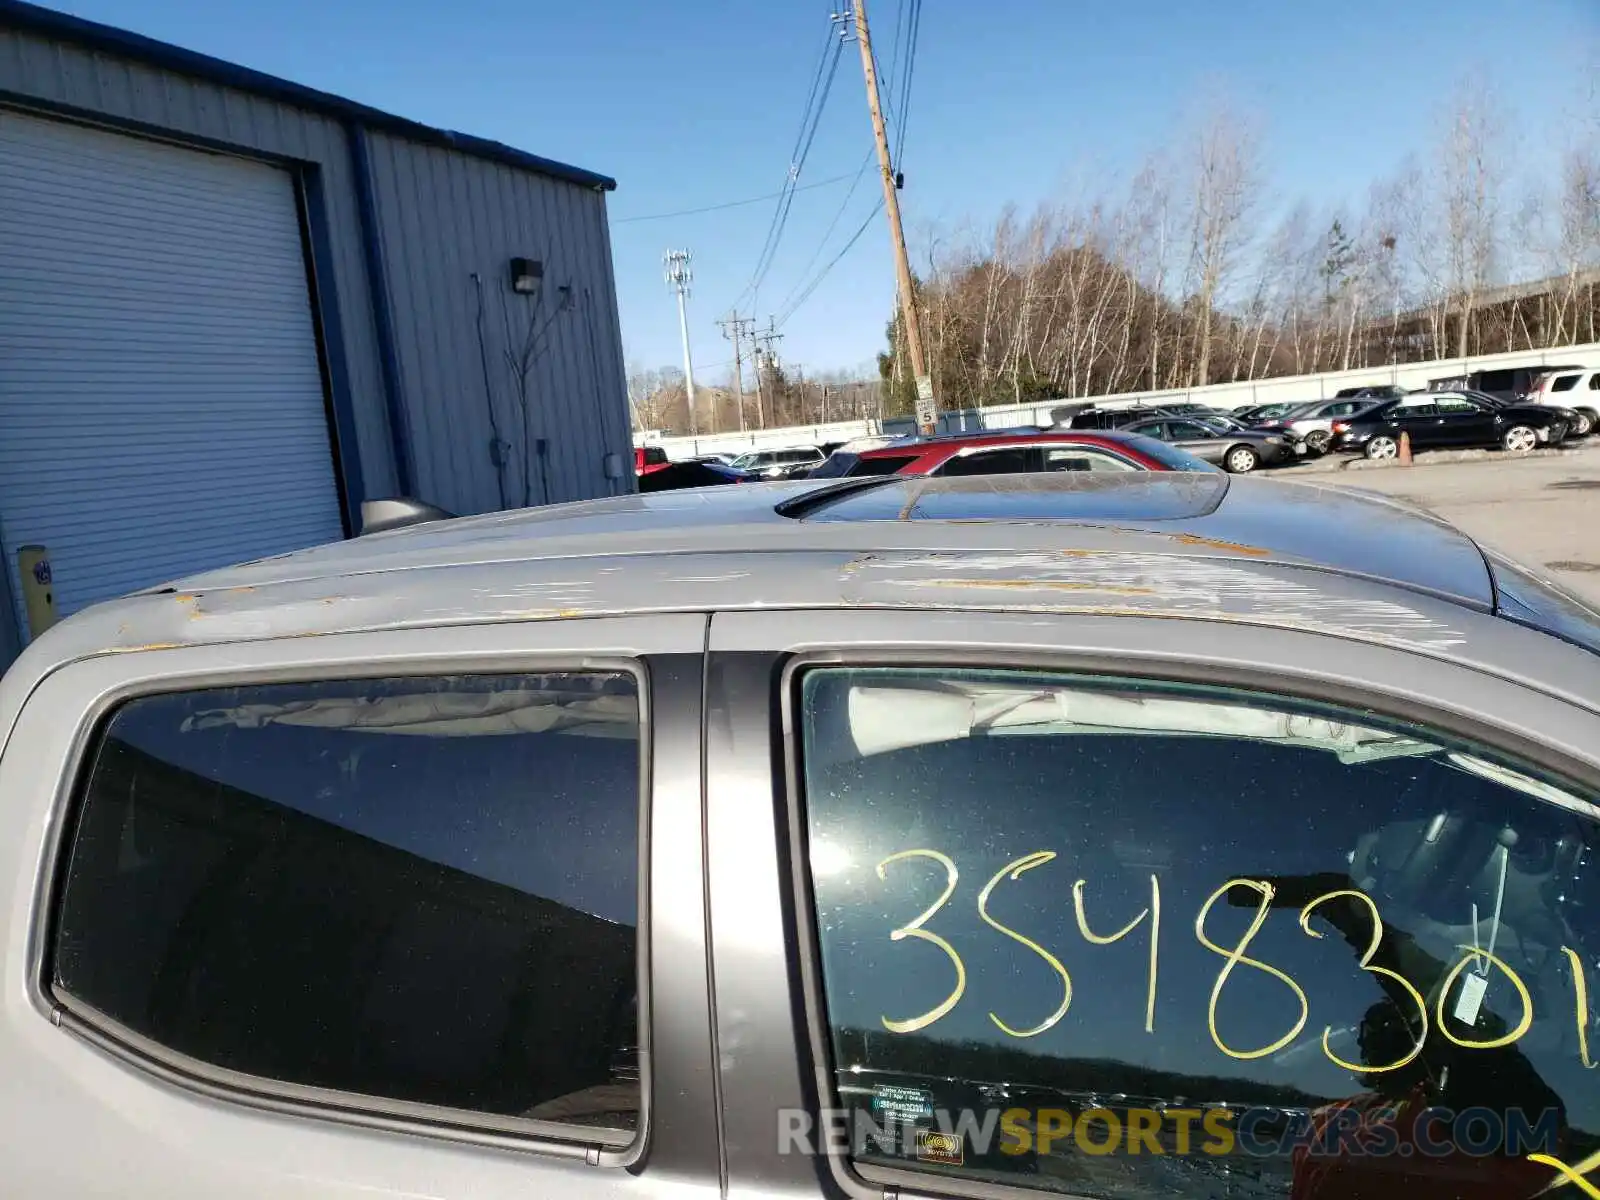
[1460,388,1593,440]
[1230,401,1302,425]
[1521,366,1599,436]
[1428,362,1587,403]
[1252,397,1382,454]
[839,429,1218,476]
[806,436,921,479]
[634,445,671,476]
[1332,384,1407,401]
[1065,403,1228,432]
[1185,412,1313,458]
[1119,415,1299,472]
[635,460,750,492]
[1332,391,1572,458]
[728,445,827,479]
[1,473,1598,1198]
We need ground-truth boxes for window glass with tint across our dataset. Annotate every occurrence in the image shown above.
[1042,448,1137,473]
[1589,375,1599,392]
[808,454,857,478]
[54,672,643,1137]
[1475,370,1514,392]
[847,454,920,476]
[1553,375,1581,393]
[1170,422,1215,439]
[1394,402,1437,418]
[797,666,1599,1198]
[937,448,1035,476]
[1436,397,1481,413]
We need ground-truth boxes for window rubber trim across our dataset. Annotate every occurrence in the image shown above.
[35,655,655,1165]
[772,644,1600,1200]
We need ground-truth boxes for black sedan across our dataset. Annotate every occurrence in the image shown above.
[1331,392,1571,459]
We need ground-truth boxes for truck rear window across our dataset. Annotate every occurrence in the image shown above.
[51,672,644,1139]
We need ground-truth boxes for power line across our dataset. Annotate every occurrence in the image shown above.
[893,0,921,163]
[777,197,884,328]
[738,14,850,312]
[774,146,876,317]
[612,173,857,225]
[746,32,846,310]
[737,22,837,305]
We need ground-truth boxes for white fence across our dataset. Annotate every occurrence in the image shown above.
[636,342,1600,459]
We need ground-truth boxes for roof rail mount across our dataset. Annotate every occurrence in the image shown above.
[360,497,456,535]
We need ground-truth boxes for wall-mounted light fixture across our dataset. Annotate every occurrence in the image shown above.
[509,257,543,294]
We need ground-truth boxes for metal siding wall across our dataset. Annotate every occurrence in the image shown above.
[0,26,398,498]
[365,132,631,515]
[587,192,638,495]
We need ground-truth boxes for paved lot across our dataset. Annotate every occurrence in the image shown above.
[1278,444,1600,606]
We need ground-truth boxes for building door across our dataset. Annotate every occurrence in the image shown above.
[0,109,344,651]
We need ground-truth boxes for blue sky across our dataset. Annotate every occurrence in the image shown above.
[46,0,1599,383]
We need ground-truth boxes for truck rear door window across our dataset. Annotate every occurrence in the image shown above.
[52,671,643,1140]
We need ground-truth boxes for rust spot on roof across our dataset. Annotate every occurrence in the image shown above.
[1169,532,1271,557]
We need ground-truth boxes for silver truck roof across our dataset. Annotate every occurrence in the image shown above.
[7,474,1599,703]
[153,471,1494,603]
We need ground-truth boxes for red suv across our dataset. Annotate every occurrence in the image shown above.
[828,429,1217,477]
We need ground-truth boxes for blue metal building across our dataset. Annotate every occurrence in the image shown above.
[0,1,634,668]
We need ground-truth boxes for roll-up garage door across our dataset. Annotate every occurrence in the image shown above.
[0,109,346,641]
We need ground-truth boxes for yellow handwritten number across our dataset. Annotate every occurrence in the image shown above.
[979,852,1072,1037]
[1529,1148,1600,1200]
[877,849,967,1034]
[1299,889,1429,1073]
[1563,947,1598,1070]
[1194,879,1309,1060]
[1073,875,1162,1033]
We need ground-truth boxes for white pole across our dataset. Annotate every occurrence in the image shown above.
[665,250,699,433]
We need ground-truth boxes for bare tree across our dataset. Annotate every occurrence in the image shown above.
[1436,84,1507,357]
[1183,101,1261,385]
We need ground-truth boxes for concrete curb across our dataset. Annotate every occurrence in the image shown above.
[1280,442,1596,474]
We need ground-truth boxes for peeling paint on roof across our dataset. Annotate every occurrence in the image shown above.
[837,551,1470,652]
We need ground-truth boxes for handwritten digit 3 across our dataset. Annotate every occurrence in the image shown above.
[1073,875,1161,1033]
[1299,889,1428,1073]
[1195,879,1309,1060]
[978,852,1071,1037]
[877,849,966,1034]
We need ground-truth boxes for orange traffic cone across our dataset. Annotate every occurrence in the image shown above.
[1398,431,1412,465]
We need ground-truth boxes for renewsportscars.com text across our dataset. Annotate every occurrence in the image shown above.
[776,1105,1562,1162]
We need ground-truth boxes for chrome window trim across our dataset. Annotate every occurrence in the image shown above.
[756,622,1600,1200]
[25,629,672,1165]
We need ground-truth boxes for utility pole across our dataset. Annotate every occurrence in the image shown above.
[850,0,936,433]
[752,320,784,430]
[663,250,699,434]
[718,312,754,432]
